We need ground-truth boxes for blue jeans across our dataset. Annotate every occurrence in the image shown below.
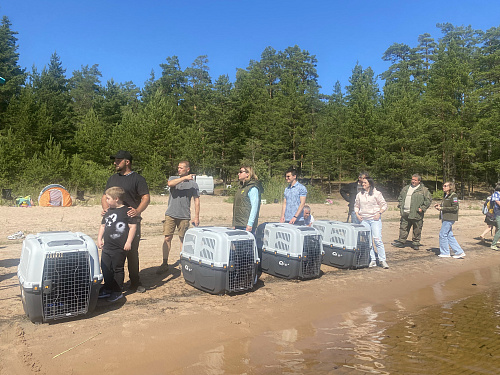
[351,211,360,224]
[360,218,386,262]
[439,220,464,256]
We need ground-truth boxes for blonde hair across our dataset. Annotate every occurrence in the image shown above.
[445,181,455,193]
[105,186,125,201]
[240,165,258,182]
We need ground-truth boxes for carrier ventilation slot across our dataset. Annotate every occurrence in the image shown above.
[42,250,91,320]
[202,237,216,249]
[228,239,255,292]
[275,231,291,251]
[315,225,325,234]
[183,244,195,255]
[200,248,214,260]
[330,228,346,245]
[184,233,196,244]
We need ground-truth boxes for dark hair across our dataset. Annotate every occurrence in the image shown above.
[362,177,375,196]
[179,160,191,169]
[358,171,370,178]
[495,183,500,192]
[286,168,297,177]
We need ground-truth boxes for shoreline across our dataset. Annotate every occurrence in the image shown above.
[0,195,497,374]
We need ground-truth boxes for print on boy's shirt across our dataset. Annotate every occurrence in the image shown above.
[104,212,126,239]
[101,206,136,251]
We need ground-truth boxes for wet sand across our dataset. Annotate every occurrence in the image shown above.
[0,195,498,374]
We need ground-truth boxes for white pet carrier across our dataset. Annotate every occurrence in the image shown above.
[256,223,323,279]
[180,227,260,294]
[312,220,371,269]
[17,231,103,322]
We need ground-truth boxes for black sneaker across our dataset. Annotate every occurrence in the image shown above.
[107,292,123,302]
[391,241,405,248]
[98,288,111,299]
[412,244,420,250]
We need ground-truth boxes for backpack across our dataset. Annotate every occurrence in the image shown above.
[15,195,33,207]
[483,196,496,226]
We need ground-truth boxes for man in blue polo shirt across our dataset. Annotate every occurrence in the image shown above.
[280,168,307,225]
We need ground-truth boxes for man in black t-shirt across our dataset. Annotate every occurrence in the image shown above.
[102,151,150,293]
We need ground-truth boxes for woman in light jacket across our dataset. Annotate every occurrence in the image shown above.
[434,182,466,258]
[232,165,263,233]
[354,177,389,269]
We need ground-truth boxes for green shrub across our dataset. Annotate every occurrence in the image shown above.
[69,154,112,191]
[262,176,287,203]
[432,190,443,200]
[306,184,327,204]
[22,138,70,187]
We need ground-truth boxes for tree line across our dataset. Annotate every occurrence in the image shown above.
[0,16,499,196]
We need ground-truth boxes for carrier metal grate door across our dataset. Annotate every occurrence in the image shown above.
[355,231,371,267]
[301,234,322,277]
[228,239,255,292]
[42,250,91,320]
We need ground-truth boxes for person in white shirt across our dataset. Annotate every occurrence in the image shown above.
[354,177,389,269]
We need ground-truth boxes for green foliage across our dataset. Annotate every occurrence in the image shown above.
[432,190,444,200]
[140,152,168,193]
[68,154,111,191]
[22,138,70,186]
[1,16,499,195]
[262,176,288,203]
[305,184,327,204]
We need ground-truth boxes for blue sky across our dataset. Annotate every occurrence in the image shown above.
[2,1,499,94]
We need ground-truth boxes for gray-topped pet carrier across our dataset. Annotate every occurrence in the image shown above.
[180,227,260,294]
[312,220,371,269]
[18,231,103,323]
[256,223,323,279]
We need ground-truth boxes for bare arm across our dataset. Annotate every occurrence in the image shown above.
[97,224,105,249]
[101,195,108,216]
[280,198,287,223]
[168,174,195,188]
[124,224,137,251]
[127,194,150,217]
[193,196,200,226]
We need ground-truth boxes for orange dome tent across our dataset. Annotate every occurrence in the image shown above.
[38,184,73,207]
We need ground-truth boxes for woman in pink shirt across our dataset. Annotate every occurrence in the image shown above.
[354,177,389,269]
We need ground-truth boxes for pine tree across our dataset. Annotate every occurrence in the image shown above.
[0,16,26,120]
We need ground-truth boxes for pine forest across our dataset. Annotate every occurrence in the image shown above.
[0,16,499,197]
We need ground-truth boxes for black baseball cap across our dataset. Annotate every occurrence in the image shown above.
[110,150,133,161]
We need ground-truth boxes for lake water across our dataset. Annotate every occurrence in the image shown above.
[184,265,500,374]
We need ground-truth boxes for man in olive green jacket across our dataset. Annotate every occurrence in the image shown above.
[392,174,432,250]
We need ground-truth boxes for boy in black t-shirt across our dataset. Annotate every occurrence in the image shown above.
[97,187,138,302]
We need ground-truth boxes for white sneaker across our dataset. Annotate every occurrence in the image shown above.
[368,260,377,268]
[452,253,466,259]
[7,231,24,240]
[380,260,389,269]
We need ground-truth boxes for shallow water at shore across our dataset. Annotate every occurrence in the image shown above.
[184,265,500,374]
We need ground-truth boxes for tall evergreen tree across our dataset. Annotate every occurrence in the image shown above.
[344,63,380,168]
[0,16,25,120]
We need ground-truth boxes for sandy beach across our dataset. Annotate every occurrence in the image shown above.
[0,194,498,374]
